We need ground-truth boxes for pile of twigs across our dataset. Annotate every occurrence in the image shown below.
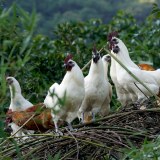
[1,98,160,160]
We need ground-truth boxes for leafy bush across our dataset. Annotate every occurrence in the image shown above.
[123,138,160,160]
[3,0,158,35]
[0,5,38,109]
[1,3,160,108]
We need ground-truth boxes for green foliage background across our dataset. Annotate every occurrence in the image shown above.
[3,0,160,36]
[0,1,160,159]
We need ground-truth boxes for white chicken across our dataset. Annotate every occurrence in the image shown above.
[6,77,34,138]
[78,47,111,123]
[109,52,134,106]
[101,54,111,82]
[108,32,138,105]
[44,54,85,134]
[101,54,112,115]
[110,42,159,101]
[110,36,160,86]
[108,32,139,69]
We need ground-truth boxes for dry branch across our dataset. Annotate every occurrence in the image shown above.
[1,98,160,159]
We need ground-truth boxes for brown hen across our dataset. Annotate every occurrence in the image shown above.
[6,103,63,132]
[138,63,155,71]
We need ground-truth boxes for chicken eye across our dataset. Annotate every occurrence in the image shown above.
[68,61,73,64]
[112,38,118,44]
[7,78,13,85]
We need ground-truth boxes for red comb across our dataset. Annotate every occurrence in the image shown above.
[107,31,118,42]
[64,54,73,64]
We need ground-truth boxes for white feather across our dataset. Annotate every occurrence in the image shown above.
[44,83,59,109]
[113,37,160,86]
[111,40,159,101]
[78,53,111,122]
[101,55,112,116]
[44,59,85,132]
[110,54,134,105]
[7,77,34,138]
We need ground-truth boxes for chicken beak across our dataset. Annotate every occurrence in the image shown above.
[6,78,13,85]
[113,46,120,54]
[92,53,100,63]
[63,63,67,68]
[63,62,74,71]
[108,38,118,51]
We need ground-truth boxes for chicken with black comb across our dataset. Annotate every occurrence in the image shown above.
[78,46,111,123]
[110,37,160,103]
